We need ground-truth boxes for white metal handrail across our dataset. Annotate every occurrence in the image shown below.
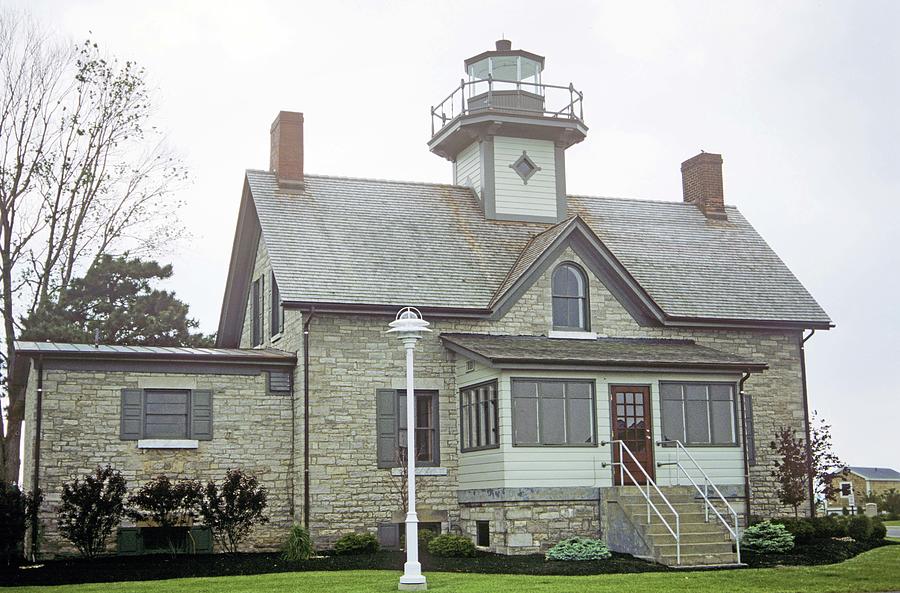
[657,439,742,563]
[602,439,680,565]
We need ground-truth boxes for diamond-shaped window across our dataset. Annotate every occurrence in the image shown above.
[509,151,541,184]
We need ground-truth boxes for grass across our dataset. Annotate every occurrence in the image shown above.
[883,519,900,527]
[6,545,900,593]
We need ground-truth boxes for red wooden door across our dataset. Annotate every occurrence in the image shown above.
[610,385,654,485]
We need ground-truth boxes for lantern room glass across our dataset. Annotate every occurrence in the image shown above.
[467,55,543,96]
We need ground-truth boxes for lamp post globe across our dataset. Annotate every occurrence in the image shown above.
[386,307,431,591]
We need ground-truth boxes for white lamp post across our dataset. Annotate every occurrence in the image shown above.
[387,307,431,591]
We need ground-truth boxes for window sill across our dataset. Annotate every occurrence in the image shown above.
[137,439,199,449]
[271,333,283,344]
[391,467,448,477]
[548,330,598,340]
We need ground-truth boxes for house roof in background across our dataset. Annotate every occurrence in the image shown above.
[847,466,900,481]
[244,170,830,324]
[440,333,768,372]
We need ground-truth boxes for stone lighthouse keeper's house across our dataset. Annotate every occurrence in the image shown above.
[15,40,831,566]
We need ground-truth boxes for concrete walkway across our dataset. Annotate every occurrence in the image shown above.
[887,526,900,538]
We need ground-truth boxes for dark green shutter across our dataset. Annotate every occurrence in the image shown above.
[376,389,398,468]
[742,392,756,466]
[191,390,213,440]
[120,389,143,440]
[117,527,141,554]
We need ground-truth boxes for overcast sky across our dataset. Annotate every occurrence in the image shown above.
[12,0,900,470]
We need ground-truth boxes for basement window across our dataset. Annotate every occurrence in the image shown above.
[476,521,490,547]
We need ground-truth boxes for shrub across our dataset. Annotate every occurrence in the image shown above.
[57,466,128,559]
[774,518,816,544]
[128,475,202,554]
[847,516,871,542]
[198,469,268,553]
[868,518,887,542]
[418,527,438,545]
[427,533,476,558]
[282,525,314,561]
[811,515,845,539]
[741,520,794,553]
[333,532,379,555]
[0,482,35,565]
[545,537,612,561]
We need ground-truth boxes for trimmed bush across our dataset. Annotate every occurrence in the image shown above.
[811,515,845,539]
[741,520,794,553]
[546,537,612,561]
[127,475,203,555]
[57,466,128,559]
[847,516,871,542]
[198,469,269,553]
[282,525,314,561]
[427,534,476,558]
[333,532,379,555]
[775,518,816,544]
[869,518,887,542]
[418,528,438,545]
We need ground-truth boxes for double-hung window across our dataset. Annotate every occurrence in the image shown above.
[660,382,738,446]
[460,381,499,452]
[511,379,596,446]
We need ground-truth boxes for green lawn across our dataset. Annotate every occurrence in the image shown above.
[884,519,900,526]
[8,545,900,593]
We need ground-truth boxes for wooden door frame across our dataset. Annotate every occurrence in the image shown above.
[608,384,656,484]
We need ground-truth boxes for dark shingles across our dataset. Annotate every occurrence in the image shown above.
[440,333,767,370]
[248,170,830,325]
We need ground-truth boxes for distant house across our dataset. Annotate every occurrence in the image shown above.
[826,466,900,513]
[14,40,832,566]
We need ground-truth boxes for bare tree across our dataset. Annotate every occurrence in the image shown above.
[0,11,187,483]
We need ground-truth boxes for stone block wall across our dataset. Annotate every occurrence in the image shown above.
[22,366,293,557]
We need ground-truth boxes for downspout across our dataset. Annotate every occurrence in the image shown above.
[738,371,752,526]
[800,329,816,517]
[30,356,44,561]
[302,308,315,529]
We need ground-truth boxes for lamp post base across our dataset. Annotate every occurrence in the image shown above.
[398,581,428,591]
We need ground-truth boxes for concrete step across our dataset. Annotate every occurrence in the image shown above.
[659,551,739,567]
[645,521,730,536]
[650,531,732,544]
[655,541,735,556]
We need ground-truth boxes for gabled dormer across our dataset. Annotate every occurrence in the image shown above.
[429,40,588,223]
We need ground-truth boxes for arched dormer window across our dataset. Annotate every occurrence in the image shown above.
[552,263,589,331]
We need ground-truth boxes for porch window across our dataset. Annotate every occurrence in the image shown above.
[660,382,738,446]
[511,379,596,446]
[551,263,589,331]
[460,381,499,452]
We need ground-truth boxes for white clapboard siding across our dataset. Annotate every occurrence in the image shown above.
[493,136,557,218]
[454,141,481,197]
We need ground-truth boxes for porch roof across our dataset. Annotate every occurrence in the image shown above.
[440,333,768,373]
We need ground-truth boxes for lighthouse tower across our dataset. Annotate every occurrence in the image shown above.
[429,40,588,223]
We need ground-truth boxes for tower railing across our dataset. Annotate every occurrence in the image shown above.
[430,76,584,136]
[601,439,681,565]
[656,439,742,564]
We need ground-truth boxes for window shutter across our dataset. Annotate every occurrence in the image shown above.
[376,389,398,468]
[120,389,143,440]
[268,370,292,394]
[742,392,756,466]
[191,390,213,440]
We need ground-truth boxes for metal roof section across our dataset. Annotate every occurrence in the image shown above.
[440,333,768,373]
[847,466,900,481]
[14,341,296,364]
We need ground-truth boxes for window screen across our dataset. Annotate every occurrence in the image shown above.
[460,381,499,452]
[660,383,738,446]
[511,379,595,446]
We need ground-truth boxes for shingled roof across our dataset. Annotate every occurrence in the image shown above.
[441,333,768,372]
[218,170,831,344]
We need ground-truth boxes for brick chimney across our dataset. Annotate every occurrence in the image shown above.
[681,152,726,219]
[270,111,304,188]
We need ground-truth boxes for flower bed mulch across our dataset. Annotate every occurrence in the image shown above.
[2,538,892,587]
